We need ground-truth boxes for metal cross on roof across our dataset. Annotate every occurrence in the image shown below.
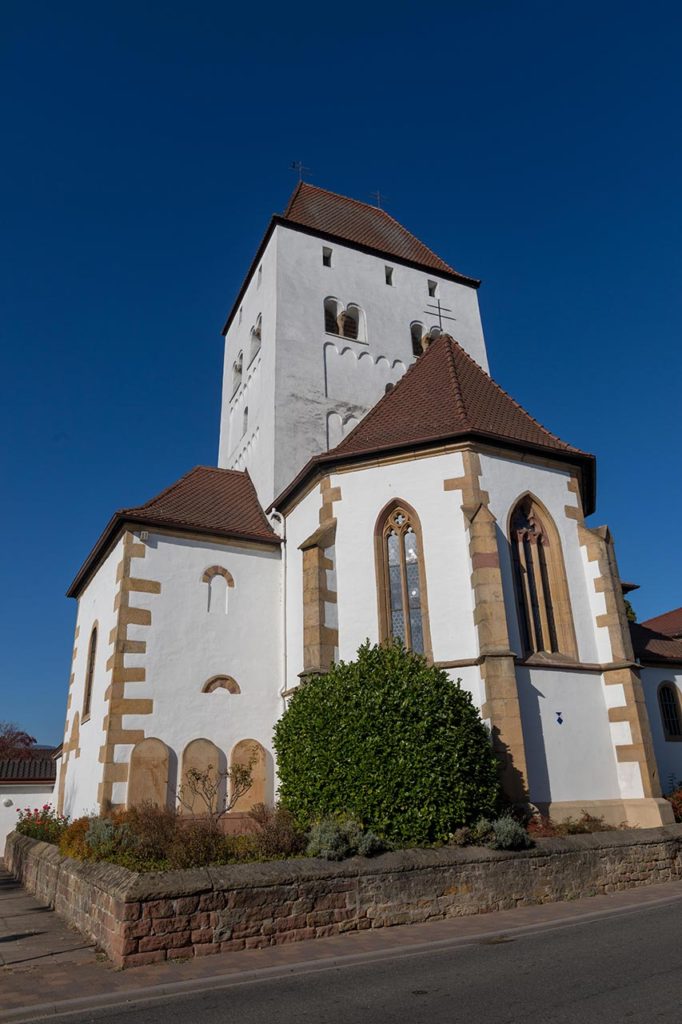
[424,299,456,331]
[370,189,388,209]
[290,160,311,182]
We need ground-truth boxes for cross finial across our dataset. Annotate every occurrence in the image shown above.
[290,160,311,182]
[370,189,387,209]
[423,299,456,330]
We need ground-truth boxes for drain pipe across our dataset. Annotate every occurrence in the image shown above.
[269,509,287,713]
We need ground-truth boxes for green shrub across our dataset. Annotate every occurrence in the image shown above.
[275,641,501,845]
[488,815,533,851]
[59,817,92,859]
[357,830,388,857]
[249,803,307,859]
[306,819,354,860]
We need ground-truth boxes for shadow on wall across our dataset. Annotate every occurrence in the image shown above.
[515,667,551,805]
[490,724,529,807]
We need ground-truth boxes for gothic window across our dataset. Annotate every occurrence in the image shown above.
[658,684,682,740]
[376,503,431,656]
[410,321,425,357]
[249,314,262,363]
[509,495,576,658]
[82,625,97,719]
[324,297,341,334]
[232,352,243,395]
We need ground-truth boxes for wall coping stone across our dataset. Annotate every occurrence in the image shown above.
[7,824,682,901]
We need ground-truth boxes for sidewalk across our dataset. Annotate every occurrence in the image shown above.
[2,862,682,1022]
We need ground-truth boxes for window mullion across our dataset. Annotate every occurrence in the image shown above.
[517,534,538,652]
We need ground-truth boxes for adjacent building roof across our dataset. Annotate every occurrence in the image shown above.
[222,183,479,334]
[68,467,280,598]
[274,333,596,514]
[630,622,682,666]
[0,755,57,784]
[641,607,682,638]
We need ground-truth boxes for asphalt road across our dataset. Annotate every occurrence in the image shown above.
[35,900,682,1024]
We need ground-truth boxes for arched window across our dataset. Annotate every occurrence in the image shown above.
[375,502,431,657]
[324,297,341,335]
[509,495,577,658]
[410,321,425,357]
[249,314,262,364]
[82,626,97,719]
[341,304,366,341]
[202,565,234,613]
[232,352,243,395]
[658,683,682,740]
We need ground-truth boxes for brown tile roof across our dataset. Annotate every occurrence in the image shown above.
[641,607,682,638]
[222,184,479,335]
[0,756,57,783]
[68,467,279,598]
[273,334,596,514]
[630,622,682,665]
[283,183,472,279]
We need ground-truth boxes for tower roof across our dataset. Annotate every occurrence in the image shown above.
[641,607,682,638]
[222,184,478,335]
[274,334,596,513]
[68,467,279,598]
[283,182,466,278]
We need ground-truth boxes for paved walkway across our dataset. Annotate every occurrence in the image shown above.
[2,863,682,1022]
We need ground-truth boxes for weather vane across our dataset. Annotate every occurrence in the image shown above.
[290,160,311,182]
[424,299,456,331]
[370,189,388,209]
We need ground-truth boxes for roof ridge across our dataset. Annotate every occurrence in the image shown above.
[283,180,305,217]
[448,337,581,452]
[441,336,471,429]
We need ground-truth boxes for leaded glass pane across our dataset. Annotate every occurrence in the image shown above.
[660,687,681,737]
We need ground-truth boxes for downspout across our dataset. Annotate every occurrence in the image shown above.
[269,509,287,713]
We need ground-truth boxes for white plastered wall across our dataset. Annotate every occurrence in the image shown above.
[113,531,282,809]
[58,538,123,818]
[0,783,55,855]
[218,234,278,505]
[641,666,682,791]
[517,667,621,803]
[283,452,484,707]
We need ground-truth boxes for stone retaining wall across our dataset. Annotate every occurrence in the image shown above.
[6,825,682,968]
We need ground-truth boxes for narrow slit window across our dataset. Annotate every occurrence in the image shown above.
[428,280,438,297]
[83,626,97,719]
[323,247,333,267]
[257,265,263,288]
[385,266,394,286]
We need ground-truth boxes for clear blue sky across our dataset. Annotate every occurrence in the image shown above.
[2,2,681,743]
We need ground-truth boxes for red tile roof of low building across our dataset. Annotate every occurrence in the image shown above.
[273,333,596,514]
[641,607,682,638]
[68,467,279,598]
[630,621,682,665]
[0,756,57,783]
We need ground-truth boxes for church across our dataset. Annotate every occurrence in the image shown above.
[55,183,682,828]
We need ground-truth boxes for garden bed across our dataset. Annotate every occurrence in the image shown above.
[6,824,682,968]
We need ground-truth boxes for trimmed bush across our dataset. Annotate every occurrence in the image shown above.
[488,815,533,851]
[274,641,501,845]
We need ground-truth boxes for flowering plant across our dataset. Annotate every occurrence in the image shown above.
[15,804,69,843]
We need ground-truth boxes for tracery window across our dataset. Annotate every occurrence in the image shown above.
[82,626,97,719]
[658,684,682,740]
[510,495,576,658]
[376,504,430,655]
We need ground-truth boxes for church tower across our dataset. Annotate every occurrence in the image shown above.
[217,183,488,506]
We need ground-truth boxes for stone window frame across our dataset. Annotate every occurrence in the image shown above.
[202,675,241,694]
[374,498,433,661]
[82,622,98,722]
[658,682,682,742]
[507,492,578,660]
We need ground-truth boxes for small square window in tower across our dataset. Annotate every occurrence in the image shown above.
[385,266,394,286]
[428,279,438,297]
[322,246,333,267]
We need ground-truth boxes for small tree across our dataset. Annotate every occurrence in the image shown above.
[274,641,502,845]
[177,748,256,825]
[0,722,36,760]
